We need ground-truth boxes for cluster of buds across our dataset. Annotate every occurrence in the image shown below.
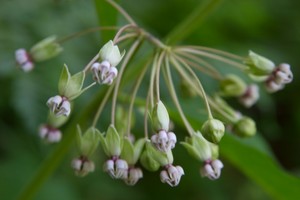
[91,40,125,85]
[150,101,177,152]
[15,36,63,72]
[219,75,259,108]
[245,51,293,93]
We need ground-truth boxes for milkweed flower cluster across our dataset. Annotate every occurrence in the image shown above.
[14,0,294,188]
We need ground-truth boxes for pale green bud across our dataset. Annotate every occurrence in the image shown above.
[98,125,123,157]
[233,117,257,137]
[219,75,247,97]
[121,138,146,165]
[181,131,216,162]
[30,36,63,62]
[244,51,275,76]
[47,110,69,128]
[76,126,101,157]
[58,65,93,100]
[201,119,225,143]
[99,40,125,67]
[151,101,170,131]
[140,150,160,172]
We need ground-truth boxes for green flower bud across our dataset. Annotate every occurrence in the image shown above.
[76,126,101,157]
[181,131,217,162]
[201,119,225,143]
[58,65,94,100]
[142,141,172,167]
[30,36,63,62]
[244,51,275,76]
[121,138,146,165]
[47,110,69,128]
[219,75,247,97]
[99,40,125,67]
[233,117,257,137]
[98,125,123,157]
[151,101,170,131]
[140,150,160,172]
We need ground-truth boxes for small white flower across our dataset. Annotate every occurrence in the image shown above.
[39,125,62,143]
[91,62,118,85]
[160,165,184,187]
[151,130,177,152]
[200,159,224,180]
[265,79,284,93]
[71,157,95,177]
[15,48,34,72]
[274,63,293,84]
[124,167,143,186]
[239,84,259,108]
[46,95,71,117]
[103,158,128,179]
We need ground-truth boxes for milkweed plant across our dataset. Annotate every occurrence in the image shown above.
[14,0,293,189]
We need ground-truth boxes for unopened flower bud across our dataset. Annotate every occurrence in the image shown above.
[160,165,184,187]
[239,84,259,108]
[233,117,256,137]
[244,51,275,76]
[103,158,128,179]
[39,124,62,143]
[30,36,63,62]
[15,49,34,72]
[124,167,143,186]
[274,63,293,84]
[46,95,71,117]
[151,130,177,152]
[98,125,122,157]
[200,159,223,180]
[219,75,247,97]
[71,156,95,177]
[76,126,100,157]
[151,101,170,132]
[99,40,125,67]
[201,119,225,143]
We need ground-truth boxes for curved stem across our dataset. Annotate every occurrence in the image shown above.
[144,89,151,139]
[170,55,213,119]
[113,24,137,44]
[92,84,115,127]
[164,55,194,136]
[149,53,159,107]
[155,51,166,102]
[111,37,143,125]
[126,63,149,136]
[106,0,137,25]
[56,26,118,44]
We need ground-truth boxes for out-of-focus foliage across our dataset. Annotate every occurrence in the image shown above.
[0,0,300,200]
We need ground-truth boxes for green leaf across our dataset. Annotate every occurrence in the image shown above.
[58,64,70,95]
[220,134,300,200]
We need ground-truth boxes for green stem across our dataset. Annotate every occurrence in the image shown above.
[111,37,143,125]
[166,0,223,44]
[163,56,194,136]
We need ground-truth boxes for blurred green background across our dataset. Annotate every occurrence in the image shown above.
[1,0,300,199]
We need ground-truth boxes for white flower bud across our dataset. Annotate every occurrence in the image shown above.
[103,158,128,179]
[160,165,184,187]
[15,48,34,72]
[124,167,143,186]
[200,159,224,180]
[265,79,284,93]
[39,125,62,143]
[274,63,293,84]
[239,84,259,108]
[102,66,118,85]
[99,40,125,67]
[71,157,95,177]
[46,95,71,117]
[151,130,177,152]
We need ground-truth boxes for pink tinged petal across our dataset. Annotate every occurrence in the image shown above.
[21,62,34,72]
[157,130,168,152]
[211,159,224,179]
[71,159,83,171]
[160,170,169,183]
[115,159,128,179]
[265,80,284,93]
[167,131,177,149]
[39,125,48,139]
[103,159,116,178]
[102,67,118,85]
[83,161,95,173]
[15,49,28,64]
[60,100,71,116]
[125,168,143,186]
[91,62,101,82]
[47,95,62,113]
[47,129,62,143]
[99,60,110,80]
[150,134,158,144]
